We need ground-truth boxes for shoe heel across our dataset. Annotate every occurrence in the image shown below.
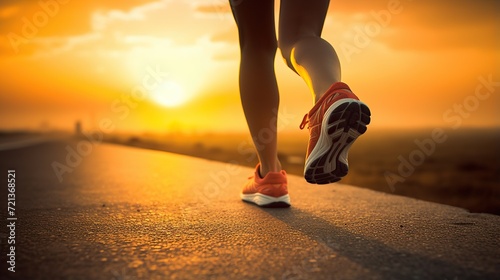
[327,100,371,136]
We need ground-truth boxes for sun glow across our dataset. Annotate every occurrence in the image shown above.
[151,81,189,107]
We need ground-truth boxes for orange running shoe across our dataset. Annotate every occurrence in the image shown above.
[241,164,291,208]
[300,82,371,184]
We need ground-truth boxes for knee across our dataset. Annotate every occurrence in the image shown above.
[240,36,277,57]
[278,41,294,70]
[278,36,304,71]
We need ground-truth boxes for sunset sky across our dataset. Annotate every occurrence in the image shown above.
[0,0,498,134]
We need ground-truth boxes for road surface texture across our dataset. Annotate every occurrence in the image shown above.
[0,139,498,280]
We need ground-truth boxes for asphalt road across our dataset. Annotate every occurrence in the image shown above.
[0,139,498,280]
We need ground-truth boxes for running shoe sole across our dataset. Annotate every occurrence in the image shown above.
[304,98,371,184]
[240,193,291,208]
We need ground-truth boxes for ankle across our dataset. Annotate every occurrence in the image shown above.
[314,82,351,103]
[259,161,282,178]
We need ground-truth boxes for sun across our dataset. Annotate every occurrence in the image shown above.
[151,81,188,107]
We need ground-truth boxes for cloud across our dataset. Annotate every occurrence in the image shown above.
[0,0,158,55]
[328,0,499,50]
[194,1,232,16]
[0,0,233,56]
[0,5,20,19]
[3,0,495,59]
[90,0,168,31]
[0,0,157,36]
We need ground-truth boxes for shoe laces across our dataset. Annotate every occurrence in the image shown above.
[301,91,346,130]
[299,114,309,130]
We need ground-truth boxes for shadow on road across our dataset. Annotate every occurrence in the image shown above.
[262,207,495,279]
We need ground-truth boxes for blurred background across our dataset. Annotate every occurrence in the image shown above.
[0,0,498,213]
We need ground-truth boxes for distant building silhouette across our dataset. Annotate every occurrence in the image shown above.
[75,121,82,137]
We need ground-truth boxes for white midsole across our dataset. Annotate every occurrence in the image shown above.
[240,193,291,206]
[304,98,366,173]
